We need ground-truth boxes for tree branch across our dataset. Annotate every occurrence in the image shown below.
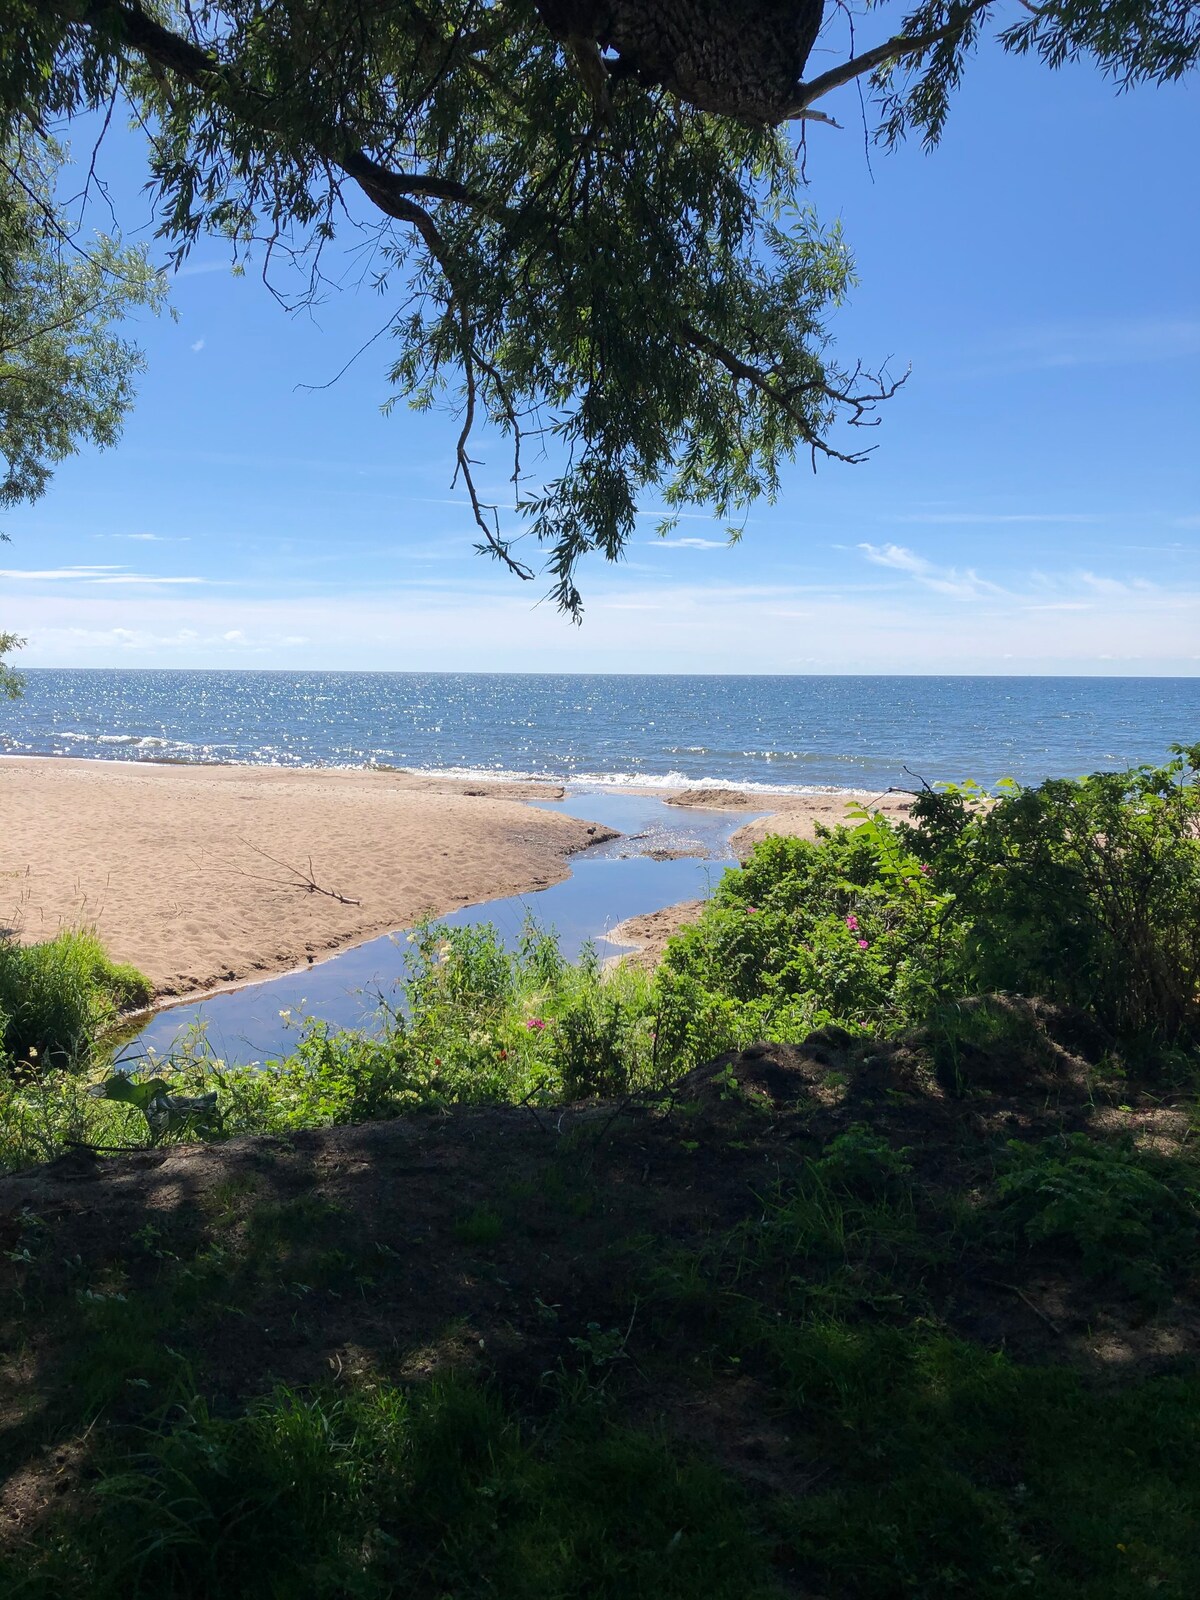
[81,1,499,220]
[679,321,907,464]
[787,1,995,117]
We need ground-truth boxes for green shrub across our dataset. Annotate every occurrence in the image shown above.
[906,745,1200,1047]
[655,817,953,1052]
[655,746,1200,1061]
[0,929,153,1070]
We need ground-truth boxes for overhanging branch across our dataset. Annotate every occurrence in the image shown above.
[787,1,995,118]
[80,1,499,222]
[680,321,907,465]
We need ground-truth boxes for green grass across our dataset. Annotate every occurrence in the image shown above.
[0,917,667,1173]
[0,928,152,1071]
[0,1377,778,1600]
[5,1113,1199,1598]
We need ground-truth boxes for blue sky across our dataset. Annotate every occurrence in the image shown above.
[3,33,1198,674]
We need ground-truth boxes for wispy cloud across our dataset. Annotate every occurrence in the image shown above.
[16,575,1200,675]
[190,338,205,353]
[174,259,238,279]
[0,565,206,587]
[87,575,207,586]
[99,532,190,544]
[1,566,121,580]
[968,316,1200,376]
[855,545,1190,624]
[857,543,1005,600]
[1076,571,1158,597]
[649,537,728,550]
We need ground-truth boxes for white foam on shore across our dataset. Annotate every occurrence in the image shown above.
[398,763,864,797]
[0,745,872,796]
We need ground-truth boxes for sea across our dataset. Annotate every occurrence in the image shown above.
[2,670,1198,791]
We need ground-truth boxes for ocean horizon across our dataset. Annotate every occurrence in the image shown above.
[3,669,1198,794]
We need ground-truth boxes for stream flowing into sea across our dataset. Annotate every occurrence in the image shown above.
[118,791,763,1068]
[6,671,1197,1068]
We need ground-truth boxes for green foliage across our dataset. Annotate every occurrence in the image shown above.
[0,917,662,1169]
[656,818,953,1051]
[771,1333,1200,1599]
[0,628,22,698]
[637,1121,1200,1597]
[0,929,152,1071]
[0,129,166,511]
[907,745,1200,1045]
[88,1073,220,1145]
[656,748,1200,1061]
[8,750,1200,1171]
[1,1377,776,1599]
[995,1133,1200,1301]
[0,128,164,686]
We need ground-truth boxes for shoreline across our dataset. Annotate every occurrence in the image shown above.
[0,754,915,1007]
[0,748,874,801]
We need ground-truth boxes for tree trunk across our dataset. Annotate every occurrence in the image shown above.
[535,0,825,123]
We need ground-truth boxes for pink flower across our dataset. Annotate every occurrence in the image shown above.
[919,864,932,877]
[858,939,869,950]
[746,906,758,915]
[845,915,859,932]
[525,1017,546,1031]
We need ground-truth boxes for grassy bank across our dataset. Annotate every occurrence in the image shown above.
[0,929,151,1073]
[2,752,1199,1595]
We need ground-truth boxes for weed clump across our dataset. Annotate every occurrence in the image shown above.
[0,928,151,1071]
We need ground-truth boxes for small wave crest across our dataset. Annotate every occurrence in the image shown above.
[401,763,863,797]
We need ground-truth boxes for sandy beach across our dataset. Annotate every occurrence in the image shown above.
[0,759,614,998]
[0,760,916,1000]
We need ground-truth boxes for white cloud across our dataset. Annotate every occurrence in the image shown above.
[175,259,238,279]
[107,532,190,543]
[86,575,206,587]
[0,566,124,580]
[0,565,206,586]
[191,338,206,353]
[857,543,1005,600]
[1076,572,1157,597]
[650,537,728,550]
[10,565,1200,676]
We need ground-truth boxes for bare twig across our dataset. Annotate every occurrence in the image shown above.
[983,1277,1065,1337]
[236,839,362,905]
